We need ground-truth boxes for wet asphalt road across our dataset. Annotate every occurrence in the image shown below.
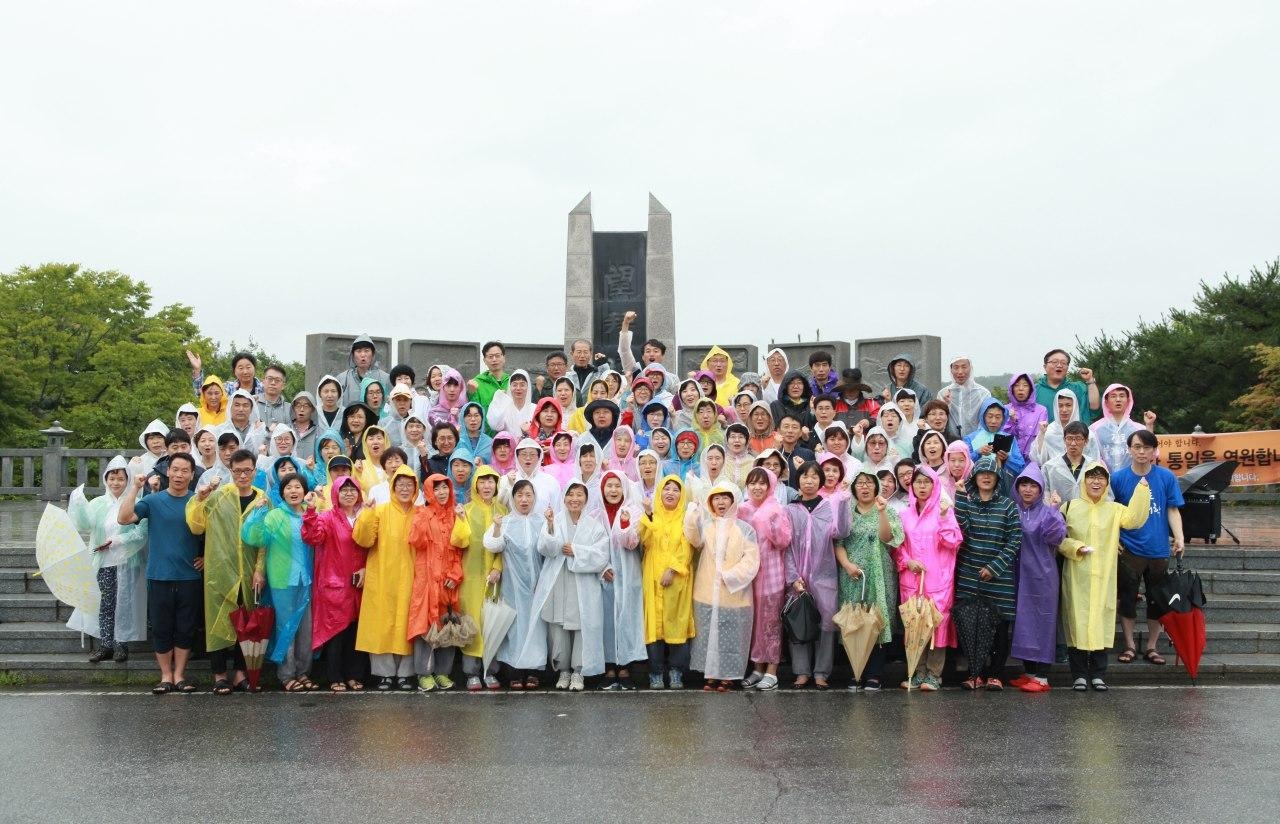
[1,686,1278,824]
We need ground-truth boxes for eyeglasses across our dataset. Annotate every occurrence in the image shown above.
[1063,435,1086,443]
[231,468,255,475]
[1046,359,1069,367]
[1130,444,1154,452]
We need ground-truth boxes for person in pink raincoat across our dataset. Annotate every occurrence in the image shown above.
[300,475,369,691]
[603,424,641,482]
[939,439,974,504]
[736,467,793,691]
[427,367,468,428]
[894,464,964,691]
[543,431,578,491]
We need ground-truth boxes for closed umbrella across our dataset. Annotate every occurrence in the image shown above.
[899,579,942,689]
[230,594,275,692]
[481,582,517,672]
[833,576,885,683]
[952,596,1002,680]
[35,504,100,617]
[1155,557,1208,681]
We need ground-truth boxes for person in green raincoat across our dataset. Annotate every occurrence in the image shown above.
[186,448,267,694]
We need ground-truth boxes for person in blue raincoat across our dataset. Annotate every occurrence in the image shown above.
[663,430,701,481]
[964,398,1026,487]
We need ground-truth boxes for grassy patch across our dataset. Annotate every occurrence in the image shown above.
[0,670,29,687]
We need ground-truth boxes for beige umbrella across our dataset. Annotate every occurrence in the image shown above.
[833,576,886,683]
[35,504,100,617]
[899,578,942,690]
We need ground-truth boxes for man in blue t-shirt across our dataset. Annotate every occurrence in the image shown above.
[119,451,203,695]
[1110,428,1185,667]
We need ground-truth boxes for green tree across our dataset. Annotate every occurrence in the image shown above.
[1232,344,1280,430]
[0,263,207,448]
[1074,259,1280,433]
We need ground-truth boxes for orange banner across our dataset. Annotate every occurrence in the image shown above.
[1158,430,1280,486]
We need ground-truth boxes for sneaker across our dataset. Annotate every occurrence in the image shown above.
[602,680,623,691]
[569,673,585,692]
[484,676,501,691]
[669,669,685,690]
[1090,678,1108,692]
[435,675,454,690]
[985,677,1004,691]
[755,673,778,691]
[919,675,941,692]
[741,671,765,689]
[846,683,861,693]
[1009,674,1032,688]
[88,647,112,664]
[1018,679,1051,693]
[466,676,483,692]
[1072,677,1088,692]
[555,671,572,690]
[863,679,881,693]
[649,673,665,690]
[417,675,437,692]
[113,646,129,663]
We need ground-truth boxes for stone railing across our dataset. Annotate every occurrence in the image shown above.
[0,423,140,501]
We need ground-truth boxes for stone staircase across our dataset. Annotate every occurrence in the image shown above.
[3,529,1279,686]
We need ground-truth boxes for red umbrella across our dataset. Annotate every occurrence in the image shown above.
[230,597,275,692]
[1153,558,1207,681]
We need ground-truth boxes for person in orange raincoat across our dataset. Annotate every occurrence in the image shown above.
[407,473,468,691]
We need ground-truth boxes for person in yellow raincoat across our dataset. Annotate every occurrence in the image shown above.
[352,464,420,691]
[456,465,506,690]
[355,426,390,493]
[1057,460,1150,692]
[637,474,696,689]
[700,346,741,400]
[197,374,228,427]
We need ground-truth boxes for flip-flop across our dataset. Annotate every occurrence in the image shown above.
[346,679,365,691]
[1144,649,1166,665]
[1117,648,1137,664]
[213,678,232,696]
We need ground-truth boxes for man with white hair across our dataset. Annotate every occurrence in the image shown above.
[938,356,992,438]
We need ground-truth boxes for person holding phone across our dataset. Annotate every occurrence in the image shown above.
[1057,461,1151,692]
[963,399,1026,488]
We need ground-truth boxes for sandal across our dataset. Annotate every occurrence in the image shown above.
[814,679,830,691]
[792,677,810,689]
[346,679,365,691]
[232,680,250,693]
[524,676,540,690]
[151,681,175,695]
[213,678,233,696]
[297,676,319,691]
[509,681,524,691]
[1117,648,1137,664]
[175,680,198,693]
[1144,649,1166,666]
[330,682,348,692]
[283,678,306,692]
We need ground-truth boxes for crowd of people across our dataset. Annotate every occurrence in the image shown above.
[69,312,1186,696]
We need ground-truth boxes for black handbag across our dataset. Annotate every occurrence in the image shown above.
[782,590,821,644]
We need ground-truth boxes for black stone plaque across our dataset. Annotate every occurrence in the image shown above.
[592,231,647,357]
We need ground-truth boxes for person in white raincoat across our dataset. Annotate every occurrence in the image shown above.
[684,482,760,689]
[1033,387,1102,466]
[483,479,547,688]
[498,438,562,516]
[514,480,610,690]
[130,419,170,477]
[66,456,148,662]
[591,470,646,689]
[485,369,537,439]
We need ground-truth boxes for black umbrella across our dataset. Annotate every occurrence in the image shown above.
[953,596,1002,680]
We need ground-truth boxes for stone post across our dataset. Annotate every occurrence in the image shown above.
[40,421,71,502]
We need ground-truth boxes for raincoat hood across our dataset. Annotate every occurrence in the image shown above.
[360,374,390,415]
[490,432,518,473]
[778,369,813,407]
[747,400,776,437]
[267,456,309,507]
[948,355,979,389]
[822,420,851,452]
[314,428,345,465]
[699,442,727,481]
[977,397,1009,433]
[1052,387,1082,424]
[702,480,741,513]
[674,378,704,411]
[915,429,948,464]
[908,463,945,518]
[1098,382,1135,422]
[137,419,170,450]
[1013,462,1046,511]
[700,346,738,380]
[348,336,382,370]
[174,403,199,428]
[1076,460,1111,502]
[887,353,916,385]
[360,425,389,462]
[432,367,468,414]
[651,474,688,525]
[764,348,790,379]
[943,439,974,478]
[387,464,420,507]
[291,390,320,427]
[99,455,132,499]
[329,475,364,510]
[693,370,720,402]
[530,396,564,433]
[1006,372,1039,414]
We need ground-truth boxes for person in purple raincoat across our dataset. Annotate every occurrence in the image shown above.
[1003,373,1048,459]
[1009,462,1067,693]
[783,461,851,689]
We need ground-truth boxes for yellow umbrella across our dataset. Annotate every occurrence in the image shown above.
[899,578,942,690]
[833,576,886,683]
[35,504,100,616]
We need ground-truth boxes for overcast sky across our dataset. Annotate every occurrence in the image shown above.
[3,1,1277,377]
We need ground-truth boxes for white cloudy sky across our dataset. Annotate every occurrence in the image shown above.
[3,1,1277,376]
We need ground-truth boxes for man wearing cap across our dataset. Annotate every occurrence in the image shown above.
[384,383,417,448]
[388,363,432,422]
[833,368,880,434]
[939,356,993,438]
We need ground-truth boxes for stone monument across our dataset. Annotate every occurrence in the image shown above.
[563,193,676,360]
